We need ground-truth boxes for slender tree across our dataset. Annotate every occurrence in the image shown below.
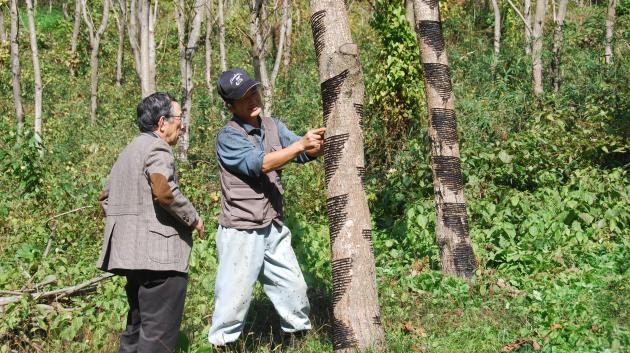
[282,11,292,73]
[25,0,43,155]
[309,1,385,351]
[491,0,501,75]
[128,0,157,97]
[217,0,226,71]
[551,0,569,92]
[204,0,213,98]
[175,0,204,161]
[113,0,127,86]
[531,0,546,96]
[604,0,616,65]
[70,0,82,76]
[524,0,532,54]
[0,5,7,45]
[9,0,24,137]
[81,0,111,123]
[411,0,476,278]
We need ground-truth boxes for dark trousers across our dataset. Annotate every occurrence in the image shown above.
[117,270,188,353]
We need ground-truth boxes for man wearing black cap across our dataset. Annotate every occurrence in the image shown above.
[208,68,325,346]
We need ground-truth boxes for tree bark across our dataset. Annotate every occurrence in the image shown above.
[63,1,70,19]
[205,0,213,98]
[129,0,157,97]
[70,0,81,76]
[605,0,616,65]
[250,0,273,116]
[82,0,111,123]
[114,0,127,86]
[411,0,476,278]
[0,7,7,45]
[405,0,415,32]
[309,1,385,351]
[531,0,546,96]
[218,0,226,71]
[270,0,288,85]
[524,0,532,54]
[551,0,568,92]
[491,0,501,75]
[25,0,43,156]
[176,0,204,161]
[282,15,291,73]
[10,0,24,138]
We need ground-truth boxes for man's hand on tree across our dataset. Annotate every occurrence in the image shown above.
[302,127,326,157]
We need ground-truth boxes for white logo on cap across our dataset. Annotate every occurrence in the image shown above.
[230,73,244,86]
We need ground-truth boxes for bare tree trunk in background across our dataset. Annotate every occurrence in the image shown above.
[282,14,291,73]
[605,0,616,65]
[205,0,214,98]
[412,0,476,278]
[63,1,69,19]
[218,0,226,71]
[10,0,24,138]
[250,0,273,115]
[491,0,501,75]
[128,0,157,97]
[405,0,415,32]
[309,1,385,351]
[524,0,532,54]
[531,0,546,96]
[270,0,288,86]
[0,7,7,45]
[25,0,43,156]
[70,0,82,76]
[81,0,110,123]
[176,0,204,161]
[148,0,157,90]
[551,0,568,92]
[114,0,127,86]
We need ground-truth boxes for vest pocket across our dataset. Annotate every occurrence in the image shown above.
[147,225,180,264]
[228,185,266,222]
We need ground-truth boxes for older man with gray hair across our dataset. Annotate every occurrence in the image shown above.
[97,92,204,353]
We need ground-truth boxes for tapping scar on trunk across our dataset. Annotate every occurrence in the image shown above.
[430,108,458,145]
[432,156,464,192]
[373,315,382,326]
[356,166,366,189]
[423,63,453,102]
[452,243,476,277]
[417,21,445,58]
[354,103,364,129]
[324,133,350,186]
[422,0,439,9]
[362,228,373,252]
[321,69,349,126]
[310,10,326,62]
[332,257,353,307]
[441,202,469,238]
[333,318,358,350]
[326,193,349,246]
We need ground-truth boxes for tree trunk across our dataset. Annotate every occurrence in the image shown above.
[308,1,385,351]
[148,0,157,91]
[114,0,127,86]
[176,0,204,161]
[270,0,288,85]
[0,7,7,45]
[491,0,501,75]
[531,0,546,96]
[551,0,568,92]
[412,0,476,278]
[524,0,531,54]
[250,0,273,116]
[63,1,69,19]
[205,0,213,98]
[218,0,226,71]
[70,0,81,76]
[82,0,111,123]
[10,0,24,138]
[605,0,616,65]
[25,0,43,156]
[282,15,292,73]
[405,0,415,32]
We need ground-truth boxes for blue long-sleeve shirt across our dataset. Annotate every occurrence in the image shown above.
[216,116,314,178]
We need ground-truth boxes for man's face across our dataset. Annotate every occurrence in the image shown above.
[229,87,262,120]
[160,101,183,146]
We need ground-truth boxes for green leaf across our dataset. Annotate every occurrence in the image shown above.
[498,150,513,164]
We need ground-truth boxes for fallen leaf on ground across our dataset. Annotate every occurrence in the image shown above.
[501,338,541,352]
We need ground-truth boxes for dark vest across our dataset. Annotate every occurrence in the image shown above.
[218,116,285,229]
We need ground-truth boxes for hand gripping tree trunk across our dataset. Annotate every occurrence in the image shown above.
[176,0,204,161]
[9,0,24,138]
[70,0,82,76]
[551,0,568,92]
[309,1,385,351]
[531,0,546,96]
[605,0,616,65]
[412,0,476,278]
[82,0,110,123]
[25,0,43,156]
[491,0,501,76]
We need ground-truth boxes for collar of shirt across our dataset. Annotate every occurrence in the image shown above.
[232,115,263,135]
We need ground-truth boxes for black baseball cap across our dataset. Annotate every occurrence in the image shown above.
[217,68,260,102]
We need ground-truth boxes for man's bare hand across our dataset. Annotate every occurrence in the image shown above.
[301,127,326,156]
[194,217,205,239]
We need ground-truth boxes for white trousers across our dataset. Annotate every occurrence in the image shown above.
[207,222,312,345]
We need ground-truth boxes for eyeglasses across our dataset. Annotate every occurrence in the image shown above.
[168,115,182,121]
